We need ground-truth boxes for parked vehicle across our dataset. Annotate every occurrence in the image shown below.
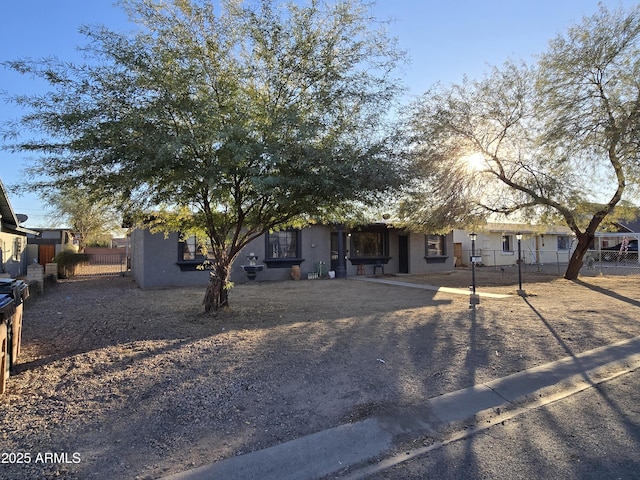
[601,239,638,262]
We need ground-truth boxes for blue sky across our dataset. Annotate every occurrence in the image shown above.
[1,0,636,227]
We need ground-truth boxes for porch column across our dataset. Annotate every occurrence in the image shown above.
[335,224,347,278]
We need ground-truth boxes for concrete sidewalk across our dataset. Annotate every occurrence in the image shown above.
[162,336,640,480]
[352,276,511,298]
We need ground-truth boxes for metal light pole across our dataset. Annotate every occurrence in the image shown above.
[516,232,526,296]
[469,232,480,306]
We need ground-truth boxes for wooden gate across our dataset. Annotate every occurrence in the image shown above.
[38,244,56,266]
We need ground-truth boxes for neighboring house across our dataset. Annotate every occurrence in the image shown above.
[615,218,640,234]
[593,219,640,262]
[454,223,576,267]
[25,228,77,266]
[110,237,131,250]
[595,218,640,249]
[131,223,455,288]
[0,179,37,278]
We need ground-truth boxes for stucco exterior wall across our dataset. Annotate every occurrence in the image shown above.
[406,232,456,274]
[233,227,455,282]
[131,225,456,289]
[131,229,210,289]
[0,232,27,278]
[25,244,39,266]
[233,225,333,282]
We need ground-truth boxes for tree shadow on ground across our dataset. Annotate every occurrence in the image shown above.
[572,279,640,308]
[6,273,640,479]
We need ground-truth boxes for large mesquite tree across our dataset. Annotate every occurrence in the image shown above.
[401,4,640,280]
[4,0,406,308]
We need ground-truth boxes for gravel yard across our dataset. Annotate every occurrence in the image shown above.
[1,268,639,479]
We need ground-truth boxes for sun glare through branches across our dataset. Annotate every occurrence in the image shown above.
[462,152,486,172]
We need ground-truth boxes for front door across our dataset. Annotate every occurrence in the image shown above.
[398,235,409,274]
[330,232,348,272]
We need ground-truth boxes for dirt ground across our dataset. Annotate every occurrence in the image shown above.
[1,266,640,479]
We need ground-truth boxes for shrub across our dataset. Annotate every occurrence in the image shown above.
[52,250,90,278]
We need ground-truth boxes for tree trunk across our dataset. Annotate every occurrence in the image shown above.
[564,233,593,280]
[216,263,231,309]
[203,273,221,313]
[218,283,229,309]
[202,261,233,312]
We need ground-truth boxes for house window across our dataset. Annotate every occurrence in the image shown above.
[182,236,196,261]
[502,235,512,252]
[266,230,300,259]
[350,229,388,257]
[557,236,571,251]
[179,235,214,262]
[426,235,445,256]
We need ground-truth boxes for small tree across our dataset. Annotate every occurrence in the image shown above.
[401,4,640,279]
[4,0,406,308]
[43,185,124,251]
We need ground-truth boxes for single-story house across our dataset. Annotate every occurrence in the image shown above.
[131,223,455,288]
[25,228,77,266]
[0,179,37,278]
[454,223,576,267]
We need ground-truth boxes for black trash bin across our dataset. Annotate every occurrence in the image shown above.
[0,279,29,299]
[0,278,29,304]
[0,279,28,369]
[0,293,16,394]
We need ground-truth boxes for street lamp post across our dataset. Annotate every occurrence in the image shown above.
[516,232,526,296]
[469,232,480,306]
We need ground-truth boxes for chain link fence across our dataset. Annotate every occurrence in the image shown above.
[459,248,640,280]
[581,249,640,276]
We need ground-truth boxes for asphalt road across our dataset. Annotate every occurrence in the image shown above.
[363,368,640,480]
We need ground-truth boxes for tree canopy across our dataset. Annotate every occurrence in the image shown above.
[400,4,640,279]
[43,185,124,250]
[3,0,407,307]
